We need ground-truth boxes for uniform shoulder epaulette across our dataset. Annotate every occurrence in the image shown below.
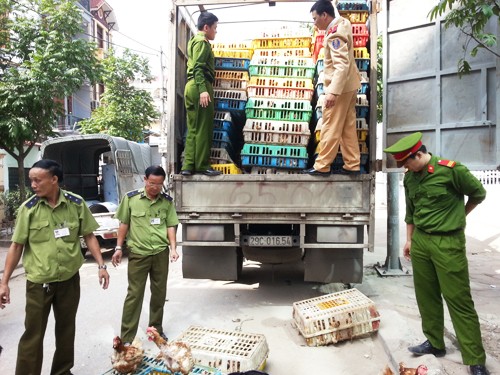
[161,192,173,202]
[437,159,456,168]
[127,189,141,198]
[25,195,40,209]
[64,192,83,205]
[327,25,338,35]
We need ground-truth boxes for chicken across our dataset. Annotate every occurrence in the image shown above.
[382,362,428,375]
[146,326,194,375]
[111,336,144,374]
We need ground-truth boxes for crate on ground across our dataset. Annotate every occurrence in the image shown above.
[211,163,242,174]
[341,11,369,24]
[215,57,250,71]
[252,36,312,50]
[212,49,253,59]
[243,119,311,146]
[241,143,308,169]
[175,326,269,374]
[210,148,233,164]
[102,356,222,375]
[292,288,381,347]
[252,48,312,58]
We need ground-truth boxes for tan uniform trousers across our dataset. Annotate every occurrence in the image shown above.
[313,90,360,172]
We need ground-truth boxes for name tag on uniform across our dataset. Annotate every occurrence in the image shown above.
[54,227,70,238]
[150,218,161,225]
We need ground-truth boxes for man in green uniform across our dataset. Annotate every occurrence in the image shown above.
[112,165,179,343]
[180,11,221,177]
[384,132,489,375]
[0,159,110,375]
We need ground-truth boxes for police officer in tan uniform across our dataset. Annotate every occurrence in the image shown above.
[0,159,110,375]
[112,165,179,344]
[304,0,361,176]
[385,133,490,375]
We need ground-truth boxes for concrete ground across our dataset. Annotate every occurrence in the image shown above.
[0,175,499,374]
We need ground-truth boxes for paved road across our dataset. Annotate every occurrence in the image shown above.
[0,177,499,374]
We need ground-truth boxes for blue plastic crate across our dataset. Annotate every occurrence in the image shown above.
[316,83,324,97]
[213,129,231,144]
[316,59,324,74]
[356,59,370,71]
[358,82,369,94]
[337,0,369,11]
[356,105,369,119]
[215,99,246,111]
[213,119,233,133]
[241,143,308,169]
[315,107,323,121]
[215,57,250,71]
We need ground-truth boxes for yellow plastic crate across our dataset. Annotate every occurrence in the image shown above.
[354,47,370,59]
[252,36,312,50]
[211,163,242,174]
[357,128,369,141]
[212,49,254,59]
[212,41,253,50]
[340,11,369,24]
[293,288,380,347]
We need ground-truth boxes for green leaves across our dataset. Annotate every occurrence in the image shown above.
[79,49,159,142]
[428,0,499,76]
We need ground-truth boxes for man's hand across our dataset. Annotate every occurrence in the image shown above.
[170,248,180,262]
[111,249,122,267]
[324,93,338,109]
[199,91,211,108]
[99,269,110,290]
[403,240,412,261]
[0,284,10,309]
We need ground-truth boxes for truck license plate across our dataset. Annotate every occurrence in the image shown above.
[247,235,292,247]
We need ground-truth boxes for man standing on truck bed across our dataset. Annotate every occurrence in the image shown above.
[112,165,179,344]
[385,132,490,375]
[304,0,361,176]
[180,11,221,177]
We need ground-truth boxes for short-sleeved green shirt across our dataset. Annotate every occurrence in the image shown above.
[12,189,99,284]
[186,32,215,93]
[115,188,179,256]
[404,155,486,233]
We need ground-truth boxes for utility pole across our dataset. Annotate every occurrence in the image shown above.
[159,47,168,175]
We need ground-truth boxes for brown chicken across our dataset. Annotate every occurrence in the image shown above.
[146,326,194,375]
[111,336,144,374]
[382,362,428,375]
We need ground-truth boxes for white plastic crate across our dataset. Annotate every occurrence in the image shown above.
[292,288,381,347]
[243,119,311,146]
[175,326,269,374]
[356,94,369,106]
[210,148,233,164]
[250,167,301,175]
[356,118,368,129]
[214,111,232,122]
[214,89,248,101]
[252,48,312,58]
[250,55,314,68]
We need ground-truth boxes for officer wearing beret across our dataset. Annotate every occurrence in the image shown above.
[112,165,179,344]
[304,0,361,176]
[0,159,110,375]
[180,11,221,177]
[385,132,489,375]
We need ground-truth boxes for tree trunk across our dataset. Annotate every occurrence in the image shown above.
[15,151,27,202]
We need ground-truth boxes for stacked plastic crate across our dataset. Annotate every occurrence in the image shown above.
[210,42,253,174]
[312,0,371,173]
[242,29,314,174]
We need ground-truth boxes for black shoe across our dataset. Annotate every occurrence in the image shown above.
[332,168,360,175]
[198,169,221,176]
[470,365,489,375]
[302,168,330,176]
[180,170,193,176]
[408,340,446,357]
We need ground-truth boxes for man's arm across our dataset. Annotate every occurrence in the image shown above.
[403,223,415,261]
[111,222,129,266]
[167,226,179,262]
[83,233,109,289]
[0,242,24,308]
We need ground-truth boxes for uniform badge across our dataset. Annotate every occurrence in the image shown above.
[427,164,435,174]
[332,39,341,50]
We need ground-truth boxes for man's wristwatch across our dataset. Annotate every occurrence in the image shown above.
[98,264,107,270]
[115,245,122,252]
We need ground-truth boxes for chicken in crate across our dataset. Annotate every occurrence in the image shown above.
[292,288,380,346]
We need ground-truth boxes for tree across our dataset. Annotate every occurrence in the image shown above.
[429,0,500,75]
[0,0,100,201]
[79,49,159,142]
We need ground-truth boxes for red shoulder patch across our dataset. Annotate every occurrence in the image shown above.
[327,25,338,35]
[427,164,434,174]
[437,159,456,168]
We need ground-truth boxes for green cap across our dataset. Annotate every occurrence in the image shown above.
[384,132,423,167]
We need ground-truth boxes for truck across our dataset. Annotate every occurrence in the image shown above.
[40,134,159,255]
[165,0,499,284]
